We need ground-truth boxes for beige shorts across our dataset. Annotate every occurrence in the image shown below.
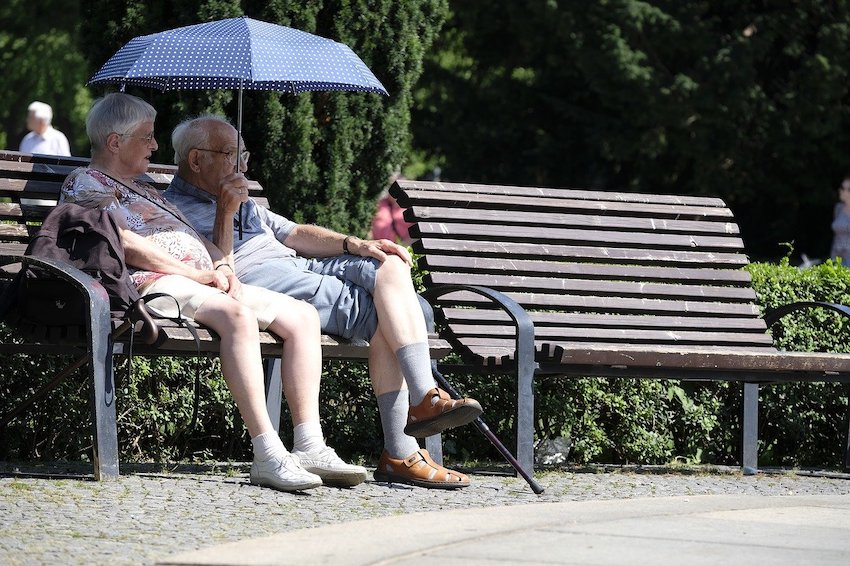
[141,274,281,330]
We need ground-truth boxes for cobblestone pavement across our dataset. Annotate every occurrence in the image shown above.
[2,461,849,565]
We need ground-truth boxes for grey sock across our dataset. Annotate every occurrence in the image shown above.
[377,390,420,459]
[396,342,437,406]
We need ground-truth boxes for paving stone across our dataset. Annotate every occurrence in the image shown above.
[1,462,849,565]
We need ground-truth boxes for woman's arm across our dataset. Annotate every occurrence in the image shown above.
[119,225,228,290]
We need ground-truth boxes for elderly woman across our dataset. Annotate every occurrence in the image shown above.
[61,92,367,492]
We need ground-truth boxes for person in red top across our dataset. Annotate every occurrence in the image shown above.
[369,174,413,246]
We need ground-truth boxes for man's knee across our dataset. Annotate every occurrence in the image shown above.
[375,254,412,287]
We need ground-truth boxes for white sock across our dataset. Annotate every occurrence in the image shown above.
[292,421,326,454]
[251,431,288,461]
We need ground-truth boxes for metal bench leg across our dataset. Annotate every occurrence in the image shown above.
[517,358,534,476]
[742,382,759,475]
[844,383,850,473]
[263,358,283,433]
[425,434,443,463]
[90,304,119,481]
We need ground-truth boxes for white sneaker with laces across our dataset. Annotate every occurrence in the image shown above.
[250,452,322,492]
[292,446,368,487]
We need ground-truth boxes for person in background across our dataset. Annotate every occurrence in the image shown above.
[20,101,71,156]
[62,93,368,492]
[368,173,413,246]
[830,176,850,262]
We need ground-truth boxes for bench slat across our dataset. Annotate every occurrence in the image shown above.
[398,189,735,220]
[413,221,745,251]
[422,255,753,285]
[427,272,758,302]
[554,343,850,373]
[441,308,768,331]
[417,238,750,268]
[445,323,775,347]
[434,284,762,317]
[396,180,728,207]
[409,206,740,236]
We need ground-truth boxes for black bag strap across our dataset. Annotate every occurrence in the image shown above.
[124,292,203,437]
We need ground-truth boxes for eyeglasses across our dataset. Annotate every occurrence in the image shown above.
[119,131,156,144]
[196,148,250,165]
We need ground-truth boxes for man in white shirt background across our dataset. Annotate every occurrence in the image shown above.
[19,101,71,156]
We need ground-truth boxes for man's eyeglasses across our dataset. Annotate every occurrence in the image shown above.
[196,148,251,165]
[119,131,156,144]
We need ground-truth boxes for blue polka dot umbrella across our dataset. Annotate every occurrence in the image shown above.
[88,16,387,238]
[87,16,387,96]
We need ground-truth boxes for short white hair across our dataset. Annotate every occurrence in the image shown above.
[172,115,233,164]
[85,93,156,151]
[28,101,53,123]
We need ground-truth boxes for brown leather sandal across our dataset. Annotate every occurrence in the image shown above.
[373,449,470,489]
[404,387,483,438]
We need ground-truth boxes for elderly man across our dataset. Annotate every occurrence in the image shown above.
[165,115,482,489]
[20,101,71,156]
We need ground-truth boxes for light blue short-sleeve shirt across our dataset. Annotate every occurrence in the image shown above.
[164,176,299,272]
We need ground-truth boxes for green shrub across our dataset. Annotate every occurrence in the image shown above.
[2,258,848,469]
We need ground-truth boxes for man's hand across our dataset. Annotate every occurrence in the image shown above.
[350,237,413,266]
[217,173,251,215]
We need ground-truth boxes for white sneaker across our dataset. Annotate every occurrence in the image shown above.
[292,446,368,487]
[250,452,322,492]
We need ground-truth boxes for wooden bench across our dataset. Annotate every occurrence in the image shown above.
[391,178,850,476]
[0,150,451,480]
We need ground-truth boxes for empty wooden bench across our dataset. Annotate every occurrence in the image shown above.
[0,150,451,480]
[391,178,850,475]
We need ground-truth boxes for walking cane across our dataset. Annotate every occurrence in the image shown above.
[431,361,544,494]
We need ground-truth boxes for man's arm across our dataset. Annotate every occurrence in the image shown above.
[211,172,250,262]
[283,224,413,266]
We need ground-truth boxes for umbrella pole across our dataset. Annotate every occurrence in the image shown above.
[237,81,244,239]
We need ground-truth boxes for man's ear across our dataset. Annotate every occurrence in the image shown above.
[187,148,203,173]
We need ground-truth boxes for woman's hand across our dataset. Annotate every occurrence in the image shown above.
[191,268,230,291]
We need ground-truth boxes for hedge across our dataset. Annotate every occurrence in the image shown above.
[1,258,848,469]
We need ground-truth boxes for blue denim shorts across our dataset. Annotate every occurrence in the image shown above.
[238,254,380,341]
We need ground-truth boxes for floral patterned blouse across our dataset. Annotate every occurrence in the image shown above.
[62,167,214,290]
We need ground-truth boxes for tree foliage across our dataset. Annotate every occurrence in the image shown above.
[76,0,448,235]
[412,1,850,259]
[0,1,92,153]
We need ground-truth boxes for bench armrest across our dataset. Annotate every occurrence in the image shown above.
[763,301,850,326]
[14,255,111,307]
[420,284,536,370]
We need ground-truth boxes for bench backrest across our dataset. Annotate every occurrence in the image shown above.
[391,179,776,365]
[0,150,265,260]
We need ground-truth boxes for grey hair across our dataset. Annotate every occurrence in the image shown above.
[172,115,234,165]
[86,93,156,151]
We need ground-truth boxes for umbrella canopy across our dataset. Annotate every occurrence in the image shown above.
[88,16,387,239]
[88,16,388,95]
